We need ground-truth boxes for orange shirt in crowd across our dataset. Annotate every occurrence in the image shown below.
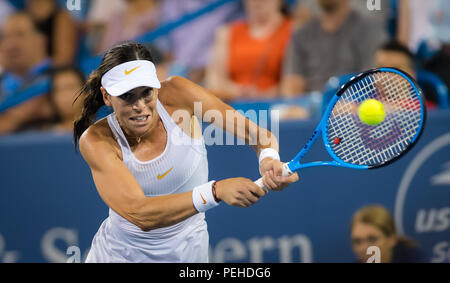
[228,18,292,96]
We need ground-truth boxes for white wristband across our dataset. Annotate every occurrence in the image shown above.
[192,181,220,213]
[259,148,280,165]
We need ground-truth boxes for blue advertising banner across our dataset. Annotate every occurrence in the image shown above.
[0,110,449,263]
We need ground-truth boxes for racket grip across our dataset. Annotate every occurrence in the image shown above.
[254,163,293,193]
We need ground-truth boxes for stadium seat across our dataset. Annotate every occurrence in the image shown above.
[417,69,449,109]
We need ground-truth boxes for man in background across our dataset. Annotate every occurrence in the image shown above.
[375,40,440,109]
[281,0,387,96]
[0,12,54,135]
[374,41,416,78]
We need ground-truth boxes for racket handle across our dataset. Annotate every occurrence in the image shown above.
[255,163,293,193]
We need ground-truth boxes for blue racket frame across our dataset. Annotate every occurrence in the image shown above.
[285,68,427,173]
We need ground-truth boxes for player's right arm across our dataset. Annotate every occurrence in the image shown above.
[79,126,265,232]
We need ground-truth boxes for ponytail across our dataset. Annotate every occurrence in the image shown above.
[73,70,105,151]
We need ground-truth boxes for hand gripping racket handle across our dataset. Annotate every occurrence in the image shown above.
[254,163,293,193]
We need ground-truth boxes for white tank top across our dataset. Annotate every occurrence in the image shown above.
[106,99,209,238]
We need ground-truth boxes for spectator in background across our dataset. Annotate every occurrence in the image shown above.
[159,0,242,84]
[47,65,85,132]
[296,0,390,30]
[281,0,387,96]
[423,0,450,99]
[84,0,167,81]
[374,41,438,110]
[0,0,15,74]
[397,0,439,54]
[84,0,126,55]
[206,0,293,101]
[26,0,78,66]
[351,205,428,263]
[99,0,162,54]
[0,12,54,135]
[375,41,416,79]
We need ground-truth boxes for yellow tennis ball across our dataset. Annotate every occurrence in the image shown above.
[358,99,385,126]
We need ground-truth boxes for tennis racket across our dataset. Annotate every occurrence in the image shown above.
[255,68,426,191]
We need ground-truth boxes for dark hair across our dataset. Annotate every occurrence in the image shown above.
[48,65,86,122]
[280,0,291,17]
[379,41,414,61]
[50,65,86,88]
[73,41,154,151]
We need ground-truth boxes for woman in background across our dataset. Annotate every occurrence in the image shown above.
[351,205,429,263]
[98,0,162,53]
[48,65,85,132]
[206,0,293,101]
[26,0,78,65]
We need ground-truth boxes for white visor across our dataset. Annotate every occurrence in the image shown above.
[101,60,161,96]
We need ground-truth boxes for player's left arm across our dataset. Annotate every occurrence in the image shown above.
[163,76,298,191]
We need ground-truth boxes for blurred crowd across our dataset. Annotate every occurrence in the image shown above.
[0,0,449,136]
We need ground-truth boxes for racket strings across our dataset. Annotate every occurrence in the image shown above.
[327,72,423,166]
[343,73,419,164]
[373,73,421,148]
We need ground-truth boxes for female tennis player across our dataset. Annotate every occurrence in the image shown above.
[74,42,298,263]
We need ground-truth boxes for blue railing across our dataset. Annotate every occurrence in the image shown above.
[417,70,449,109]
